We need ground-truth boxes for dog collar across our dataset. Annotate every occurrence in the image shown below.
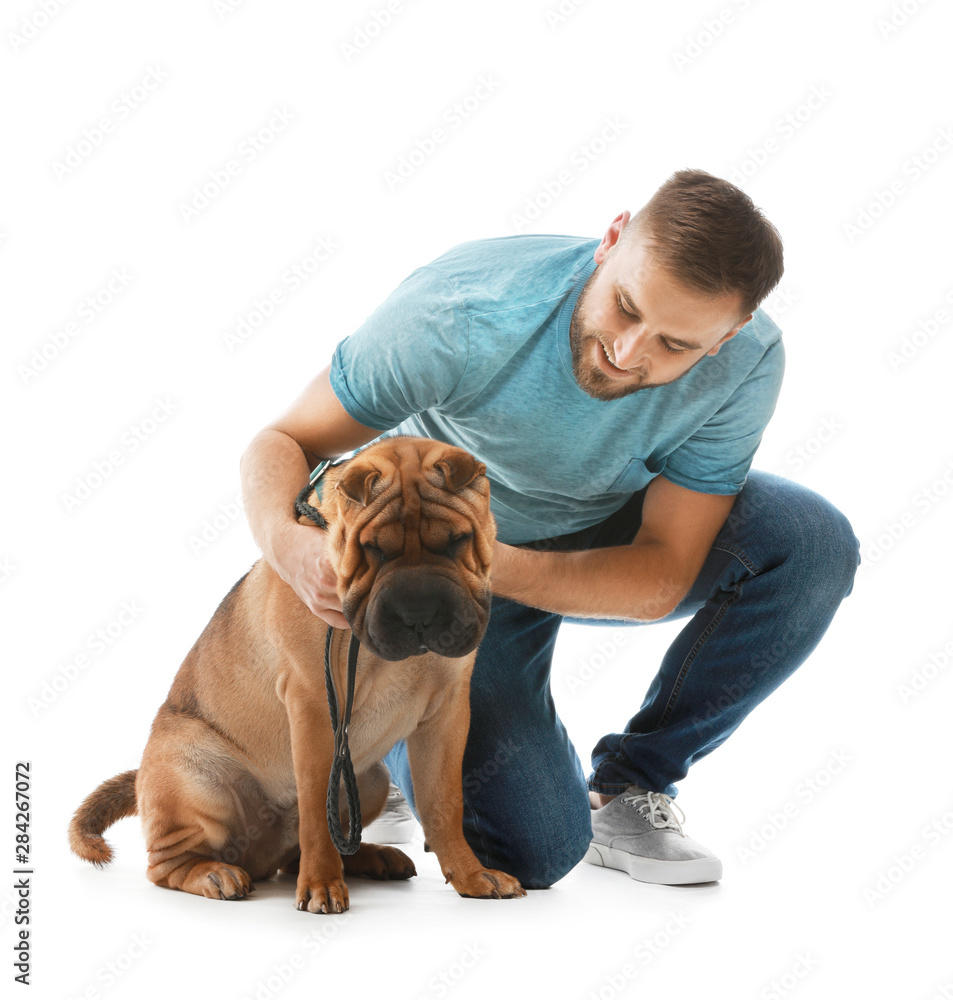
[309,453,352,496]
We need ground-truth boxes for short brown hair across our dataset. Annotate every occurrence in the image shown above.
[624,169,784,319]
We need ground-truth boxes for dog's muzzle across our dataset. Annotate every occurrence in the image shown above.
[359,567,489,662]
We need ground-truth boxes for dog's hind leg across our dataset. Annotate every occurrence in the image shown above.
[138,768,257,900]
[146,836,255,900]
[136,714,261,901]
[341,842,417,880]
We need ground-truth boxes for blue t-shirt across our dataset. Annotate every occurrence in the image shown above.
[329,234,784,545]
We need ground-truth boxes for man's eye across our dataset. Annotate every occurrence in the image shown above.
[660,340,687,355]
[617,297,638,319]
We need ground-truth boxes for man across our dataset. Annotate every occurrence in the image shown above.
[239,169,860,889]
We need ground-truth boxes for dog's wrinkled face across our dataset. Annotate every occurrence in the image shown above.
[317,437,495,662]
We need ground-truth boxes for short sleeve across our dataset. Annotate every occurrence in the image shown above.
[329,265,470,431]
[662,338,785,495]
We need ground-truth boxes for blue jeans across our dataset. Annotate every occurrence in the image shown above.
[383,471,861,888]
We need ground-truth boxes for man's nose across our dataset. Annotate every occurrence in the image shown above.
[611,329,648,370]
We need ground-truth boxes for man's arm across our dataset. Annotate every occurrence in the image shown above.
[489,475,736,621]
[240,364,382,625]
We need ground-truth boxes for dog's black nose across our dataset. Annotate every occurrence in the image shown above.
[383,580,439,630]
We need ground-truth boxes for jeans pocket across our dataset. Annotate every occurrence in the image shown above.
[606,456,666,494]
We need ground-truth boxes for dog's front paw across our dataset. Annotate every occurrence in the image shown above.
[448,867,526,899]
[295,874,350,914]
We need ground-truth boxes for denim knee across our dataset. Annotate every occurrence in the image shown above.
[738,473,861,602]
[824,501,861,598]
[787,487,861,602]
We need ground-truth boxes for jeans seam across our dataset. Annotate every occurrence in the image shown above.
[598,540,761,785]
[653,586,743,730]
[712,540,761,576]
[648,535,761,729]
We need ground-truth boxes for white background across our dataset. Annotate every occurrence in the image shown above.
[4,1,952,998]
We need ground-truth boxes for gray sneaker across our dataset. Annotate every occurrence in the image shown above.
[584,785,723,884]
[362,783,417,845]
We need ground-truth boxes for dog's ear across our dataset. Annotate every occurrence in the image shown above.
[434,452,486,493]
[335,463,382,507]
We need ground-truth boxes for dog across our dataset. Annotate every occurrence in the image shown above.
[69,435,525,912]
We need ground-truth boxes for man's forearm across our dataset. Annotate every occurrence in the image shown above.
[239,429,312,564]
[489,540,687,622]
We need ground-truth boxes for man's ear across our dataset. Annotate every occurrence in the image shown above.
[335,464,382,507]
[707,315,752,356]
[594,210,632,265]
[434,452,486,493]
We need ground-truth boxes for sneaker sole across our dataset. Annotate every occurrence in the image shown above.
[583,843,722,885]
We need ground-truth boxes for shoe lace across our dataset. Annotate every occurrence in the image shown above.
[382,785,407,811]
[619,790,686,835]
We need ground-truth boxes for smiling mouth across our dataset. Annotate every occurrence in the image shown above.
[599,340,631,374]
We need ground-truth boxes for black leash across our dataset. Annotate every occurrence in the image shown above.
[294,463,363,855]
[323,629,363,854]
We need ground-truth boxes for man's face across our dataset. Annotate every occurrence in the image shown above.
[569,214,752,401]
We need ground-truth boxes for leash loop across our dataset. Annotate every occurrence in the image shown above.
[324,630,362,855]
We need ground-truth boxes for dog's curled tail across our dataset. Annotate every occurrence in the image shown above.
[68,770,139,866]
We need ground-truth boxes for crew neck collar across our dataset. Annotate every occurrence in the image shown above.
[556,251,599,384]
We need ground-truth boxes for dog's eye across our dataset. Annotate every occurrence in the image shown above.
[362,542,386,562]
[443,532,473,557]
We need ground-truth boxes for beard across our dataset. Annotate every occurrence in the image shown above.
[568,268,705,401]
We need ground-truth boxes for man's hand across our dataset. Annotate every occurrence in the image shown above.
[270,521,349,629]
